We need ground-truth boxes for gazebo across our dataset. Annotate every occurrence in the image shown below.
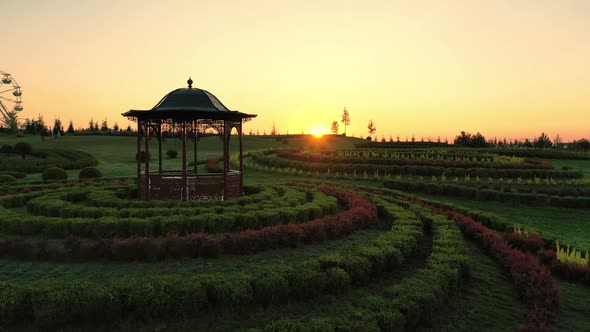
[122,78,256,201]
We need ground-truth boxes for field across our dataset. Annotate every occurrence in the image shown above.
[0,133,589,331]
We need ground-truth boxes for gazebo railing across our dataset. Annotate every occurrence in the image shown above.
[139,170,241,200]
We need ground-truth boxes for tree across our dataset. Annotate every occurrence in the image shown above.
[126,125,132,132]
[89,118,95,131]
[67,121,75,134]
[100,119,109,131]
[14,142,32,159]
[330,120,339,134]
[341,108,350,136]
[554,134,562,147]
[367,120,376,140]
[471,132,488,148]
[454,131,472,146]
[270,122,277,136]
[53,118,63,136]
[534,132,552,149]
[1,112,18,134]
[113,122,119,132]
[572,138,590,152]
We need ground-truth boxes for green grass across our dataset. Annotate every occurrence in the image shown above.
[550,159,590,177]
[555,278,590,331]
[0,134,365,178]
[418,241,527,331]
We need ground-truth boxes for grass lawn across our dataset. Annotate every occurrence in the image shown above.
[555,278,590,331]
[418,241,527,331]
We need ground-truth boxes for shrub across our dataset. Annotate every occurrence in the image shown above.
[14,142,32,159]
[78,166,102,179]
[1,144,13,154]
[0,174,16,183]
[166,150,178,159]
[42,167,68,181]
[135,151,150,162]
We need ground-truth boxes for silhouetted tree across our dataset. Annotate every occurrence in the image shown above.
[113,122,119,132]
[270,122,277,136]
[330,120,339,134]
[534,132,552,149]
[100,119,109,131]
[454,131,472,146]
[67,121,75,134]
[367,120,376,140]
[571,138,590,152]
[341,108,350,136]
[126,125,132,132]
[53,118,63,136]
[553,134,562,147]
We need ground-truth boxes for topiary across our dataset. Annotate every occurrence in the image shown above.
[166,150,178,159]
[1,144,13,154]
[42,167,68,181]
[135,151,151,162]
[0,174,16,183]
[14,142,32,159]
[78,166,102,179]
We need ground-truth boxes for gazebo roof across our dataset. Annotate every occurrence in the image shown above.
[122,78,256,121]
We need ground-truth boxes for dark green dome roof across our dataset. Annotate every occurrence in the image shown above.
[122,79,256,121]
[152,87,232,112]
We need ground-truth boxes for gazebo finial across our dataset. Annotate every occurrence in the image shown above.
[187,77,193,89]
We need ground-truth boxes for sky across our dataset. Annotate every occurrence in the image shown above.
[2,0,589,141]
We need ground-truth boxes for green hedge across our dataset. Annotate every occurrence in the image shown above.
[0,194,428,328]
[384,179,590,209]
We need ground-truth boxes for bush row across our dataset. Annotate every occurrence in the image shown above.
[407,199,560,331]
[0,186,421,328]
[257,199,469,331]
[384,179,590,209]
[253,153,582,179]
[277,149,553,170]
[2,190,336,237]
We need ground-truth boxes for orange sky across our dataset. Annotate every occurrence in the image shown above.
[2,0,589,141]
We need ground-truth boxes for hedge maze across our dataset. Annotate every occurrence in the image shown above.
[0,145,589,330]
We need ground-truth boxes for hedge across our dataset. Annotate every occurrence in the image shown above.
[0,186,429,328]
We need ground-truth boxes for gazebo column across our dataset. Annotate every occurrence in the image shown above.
[144,123,151,200]
[223,120,229,200]
[193,120,198,173]
[136,120,142,199]
[158,120,163,174]
[182,122,188,201]
[238,122,244,194]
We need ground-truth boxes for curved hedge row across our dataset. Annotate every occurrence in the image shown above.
[384,179,590,209]
[251,153,582,179]
[277,149,552,169]
[0,185,426,328]
[256,197,469,331]
[0,186,339,238]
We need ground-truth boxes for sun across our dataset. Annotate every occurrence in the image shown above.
[308,124,328,138]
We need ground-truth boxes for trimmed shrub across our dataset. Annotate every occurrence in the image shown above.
[0,174,16,183]
[78,166,102,179]
[42,167,68,181]
[166,150,178,159]
[14,142,32,159]
[135,151,150,162]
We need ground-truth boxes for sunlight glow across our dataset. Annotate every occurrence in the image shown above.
[309,124,328,138]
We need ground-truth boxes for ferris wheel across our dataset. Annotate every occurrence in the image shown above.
[0,70,23,127]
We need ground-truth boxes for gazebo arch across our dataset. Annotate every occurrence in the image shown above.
[122,78,256,201]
